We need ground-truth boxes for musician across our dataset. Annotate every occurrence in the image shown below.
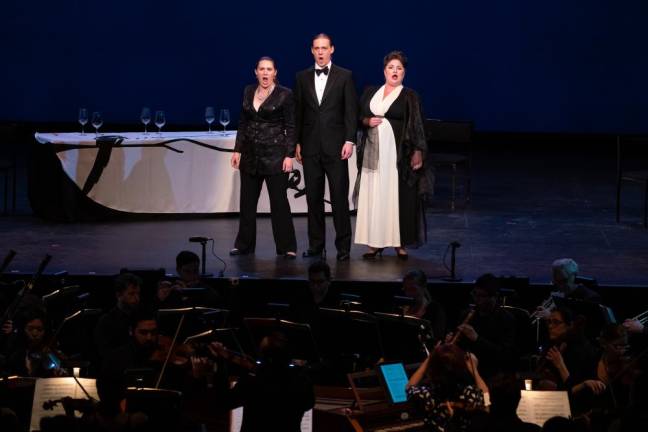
[401,269,446,343]
[534,259,602,324]
[447,273,516,379]
[551,258,601,302]
[100,308,161,389]
[539,307,604,414]
[212,331,315,432]
[407,344,488,432]
[94,273,142,358]
[3,309,66,377]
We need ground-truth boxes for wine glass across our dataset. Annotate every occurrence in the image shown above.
[140,107,151,135]
[205,106,215,134]
[91,112,103,138]
[155,111,166,136]
[78,108,88,135]
[219,109,230,135]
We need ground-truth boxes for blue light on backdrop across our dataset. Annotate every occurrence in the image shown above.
[1,0,647,133]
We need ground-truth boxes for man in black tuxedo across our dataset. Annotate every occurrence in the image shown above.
[294,33,358,261]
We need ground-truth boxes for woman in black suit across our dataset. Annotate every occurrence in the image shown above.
[230,56,297,258]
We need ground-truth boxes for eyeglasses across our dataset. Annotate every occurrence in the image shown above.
[547,319,565,326]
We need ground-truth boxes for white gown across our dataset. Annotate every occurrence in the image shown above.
[354,85,403,248]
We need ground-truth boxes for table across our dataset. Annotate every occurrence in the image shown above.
[33,131,358,217]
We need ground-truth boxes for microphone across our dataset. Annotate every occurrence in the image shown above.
[450,241,461,248]
[189,236,211,243]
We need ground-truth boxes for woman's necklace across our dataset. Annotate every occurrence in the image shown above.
[255,85,275,102]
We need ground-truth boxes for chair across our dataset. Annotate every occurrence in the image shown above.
[0,124,18,214]
[425,119,473,210]
[616,135,648,228]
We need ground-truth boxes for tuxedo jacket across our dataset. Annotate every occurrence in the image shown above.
[294,64,358,157]
[234,84,296,176]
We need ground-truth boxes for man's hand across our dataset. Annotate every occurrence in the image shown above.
[341,142,353,160]
[623,318,645,334]
[230,152,241,169]
[457,323,478,342]
[1,320,13,335]
[295,144,302,164]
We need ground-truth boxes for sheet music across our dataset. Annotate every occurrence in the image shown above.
[30,377,98,431]
[229,408,312,432]
[516,390,571,427]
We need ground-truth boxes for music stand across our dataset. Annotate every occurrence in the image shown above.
[317,308,384,370]
[156,306,229,340]
[126,387,182,430]
[373,312,431,363]
[53,308,102,362]
[243,317,321,364]
[183,327,247,357]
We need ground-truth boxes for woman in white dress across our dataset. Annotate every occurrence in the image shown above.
[354,51,427,259]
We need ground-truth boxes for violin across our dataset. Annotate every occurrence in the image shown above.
[150,334,195,368]
[206,342,257,371]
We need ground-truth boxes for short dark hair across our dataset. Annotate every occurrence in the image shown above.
[115,273,142,295]
[474,273,499,297]
[129,307,157,330]
[308,260,331,280]
[312,32,333,47]
[383,50,408,69]
[176,250,199,268]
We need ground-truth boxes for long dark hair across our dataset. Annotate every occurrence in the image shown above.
[424,344,474,399]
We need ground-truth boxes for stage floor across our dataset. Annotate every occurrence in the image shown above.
[2,148,647,286]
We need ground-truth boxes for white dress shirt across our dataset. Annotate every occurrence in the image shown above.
[314,61,331,105]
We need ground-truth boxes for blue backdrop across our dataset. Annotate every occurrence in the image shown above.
[2,0,647,133]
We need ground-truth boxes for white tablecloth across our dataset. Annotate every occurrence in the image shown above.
[35,131,358,214]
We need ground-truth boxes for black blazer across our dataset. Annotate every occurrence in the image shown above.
[294,64,358,157]
[234,84,296,176]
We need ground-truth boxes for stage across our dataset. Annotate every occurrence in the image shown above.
[2,141,647,287]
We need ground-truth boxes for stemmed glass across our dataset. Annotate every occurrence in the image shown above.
[91,112,103,138]
[155,111,166,136]
[78,108,88,135]
[219,109,230,135]
[205,106,215,134]
[140,107,151,136]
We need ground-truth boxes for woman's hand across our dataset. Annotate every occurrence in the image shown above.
[295,144,302,164]
[546,346,570,382]
[367,117,383,127]
[410,150,423,170]
[230,152,241,169]
[283,157,293,173]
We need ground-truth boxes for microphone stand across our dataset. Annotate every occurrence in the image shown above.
[442,241,462,282]
[198,239,212,277]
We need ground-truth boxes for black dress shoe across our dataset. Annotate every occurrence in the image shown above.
[302,249,323,258]
[336,251,350,261]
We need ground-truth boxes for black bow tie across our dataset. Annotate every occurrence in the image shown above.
[315,66,329,76]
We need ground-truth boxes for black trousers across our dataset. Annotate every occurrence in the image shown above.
[302,153,351,253]
[234,170,297,254]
